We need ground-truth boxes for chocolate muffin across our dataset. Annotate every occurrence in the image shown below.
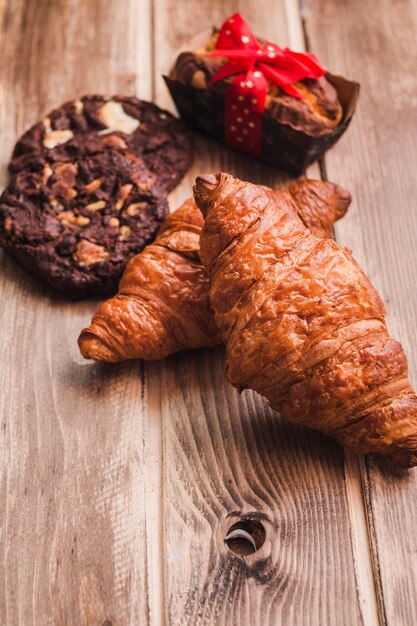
[0,149,168,298]
[170,35,342,136]
[165,28,358,174]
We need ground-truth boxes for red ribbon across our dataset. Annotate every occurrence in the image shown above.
[208,13,326,156]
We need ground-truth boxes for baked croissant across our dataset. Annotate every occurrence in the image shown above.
[194,173,417,468]
[79,180,350,362]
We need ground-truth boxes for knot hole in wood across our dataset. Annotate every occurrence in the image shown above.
[224,519,266,556]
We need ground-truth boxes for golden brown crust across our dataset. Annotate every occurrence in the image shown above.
[288,179,350,238]
[79,181,350,363]
[194,173,417,468]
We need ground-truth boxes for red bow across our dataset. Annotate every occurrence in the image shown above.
[207,13,326,156]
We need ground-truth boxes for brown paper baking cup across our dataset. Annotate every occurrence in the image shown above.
[163,30,360,175]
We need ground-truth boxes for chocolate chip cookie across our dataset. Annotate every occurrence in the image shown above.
[9,96,193,192]
[0,149,168,298]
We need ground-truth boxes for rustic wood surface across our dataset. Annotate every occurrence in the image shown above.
[0,0,416,625]
[304,1,417,624]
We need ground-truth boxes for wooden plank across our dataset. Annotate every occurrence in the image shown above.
[160,349,367,625]
[153,1,369,623]
[0,1,160,624]
[303,1,417,624]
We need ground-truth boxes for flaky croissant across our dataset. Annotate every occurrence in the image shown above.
[194,173,417,468]
[79,180,350,362]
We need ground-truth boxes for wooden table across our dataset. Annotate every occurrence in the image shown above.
[1,1,417,624]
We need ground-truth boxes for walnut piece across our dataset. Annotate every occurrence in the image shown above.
[75,215,90,227]
[97,101,140,135]
[50,198,64,211]
[74,99,83,114]
[119,225,132,239]
[57,211,90,227]
[125,202,147,216]
[43,129,74,149]
[191,70,207,89]
[74,240,109,266]
[50,163,78,200]
[115,184,133,210]
[42,164,53,185]
[55,162,78,179]
[4,217,13,233]
[84,178,104,194]
[101,135,128,149]
[86,200,106,211]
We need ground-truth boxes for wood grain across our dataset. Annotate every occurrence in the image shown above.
[160,348,365,625]
[1,0,416,624]
[0,1,159,624]
[304,1,417,624]
[153,1,368,624]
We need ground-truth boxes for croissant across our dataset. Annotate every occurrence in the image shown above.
[79,180,350,362]
[194,173,417,468]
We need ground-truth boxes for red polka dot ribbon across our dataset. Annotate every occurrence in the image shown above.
[209,13,326,157]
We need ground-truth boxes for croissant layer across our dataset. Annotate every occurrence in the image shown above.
[194,173,417,468]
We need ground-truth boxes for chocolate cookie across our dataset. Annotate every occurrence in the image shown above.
[9,96,193,192]
[0,149,168,298]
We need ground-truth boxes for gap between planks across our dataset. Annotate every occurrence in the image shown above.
[344,453,384,626]
[143,362,165,626]
[285,1,381,623]
[141,1,165,624]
